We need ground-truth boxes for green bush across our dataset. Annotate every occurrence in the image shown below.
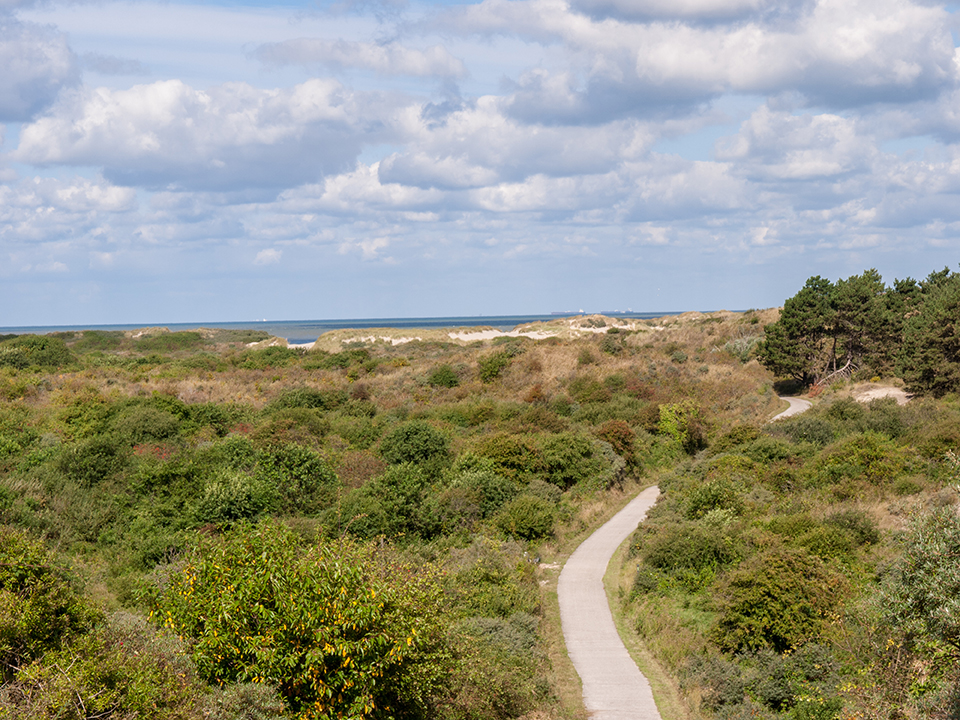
[478,351,513,383]
[685,478,744,520]
[812,431,910,486]
[494,495,556,540]
[134,331,204,353]
[540,432,605,489]
[149,521,451,719]
[773,414,835,447]
[0,528,98,677]
[712,547,841,653]
[335,463,429,539]
[194,469,278,524]
[256,444,338,515]
[824,509,879,546]
[657,401,707,454]
[1,611,199,719]
[57,436,128,488]
[380,421,449,467]
[201,682,286,720]
[427,364,460,388]
[473,433,544,480]
[111,405,182,443]
[235,346,301,369]
[0,335,74,369]
[453,469,521,518]
[642,524,739,573]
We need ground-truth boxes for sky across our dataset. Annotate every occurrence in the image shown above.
[2,0,960,325]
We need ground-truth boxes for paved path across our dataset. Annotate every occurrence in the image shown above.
[558,485,662,720]
[771,395,811,421]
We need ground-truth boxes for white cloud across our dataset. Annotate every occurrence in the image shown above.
[254,38,466,78]
[254,248,282,264]
[13,78,406,190]
[0,16,78,120]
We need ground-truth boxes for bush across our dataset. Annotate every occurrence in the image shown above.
[712,547,842,653]
[134,331,204,353]
[478,352,513,383]
[427,364,460,388]
[0,528,98,677]
[495,495,557,540]
[57,436,128,488]
[201,682,286,720]
[0,335,74,369]
[194,469,278,524]
[658,401,707,454]
[379,421,449,466]
[540,432,605,489]
[812,431,910,487]
[256,444,338,515]
[642,524,739,574]
[149,522,451,719]
[453,469,521,519]
[685,478,744,520]
[472,433,543,480]
[111,405,181,443]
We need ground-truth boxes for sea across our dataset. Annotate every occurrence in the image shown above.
[0,312,682,345]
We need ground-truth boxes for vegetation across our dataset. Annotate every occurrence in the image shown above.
[0,295,958,719]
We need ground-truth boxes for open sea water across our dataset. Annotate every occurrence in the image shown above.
[0,313,681,345]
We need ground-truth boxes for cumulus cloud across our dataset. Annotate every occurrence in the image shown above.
[254,38,465,78]
[14,79,406,191]
[442,0,956,123]
[0,16,78,121]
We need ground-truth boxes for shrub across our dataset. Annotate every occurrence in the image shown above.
[658,401,707,454]
[0,335,74,369]
[685,478,744,520]
[256,444,338,515]
[824,509,879,546]
[642,524,739,573]
[329,414,381,449]
[453,469,521,519]
[334,463,429,539]
[773,414,835,447]
[236,346,301,369]
[1,611,199,719]
[812,431,910,486]
[57,436,128,488]
[478,351,513,383]
[595,419,635,461]
[0,528,98,677]
[712,547,842,653]
[495,495,557,540]
[379,421,449,466]
[148,522,451,719]
[427,364,460,388]
[201,682,286,720]
[540,432,605,489]
[134,331,203,353]
[473,434,543,480]
[111,405,182,443]
[194,469,278,524]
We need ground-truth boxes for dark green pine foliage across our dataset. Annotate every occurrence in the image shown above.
[898,269,960,397]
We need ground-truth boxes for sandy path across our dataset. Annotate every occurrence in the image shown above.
[771,396,812,421]
[558,486,663,720]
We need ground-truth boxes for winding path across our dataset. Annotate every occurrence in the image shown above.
[771,395,811,421]
[558,486,662,720]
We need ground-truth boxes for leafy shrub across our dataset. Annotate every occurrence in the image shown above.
[478,351,513,383]
[235,346,301,369]
[0,335,74,369]
[568,376,611,404]
[658,401,707,454]
[495,495,557,540]
[642,524,739,573]
[256,444,338,515]
[194,469,278,524]
[334,463,429,539]
[71,330,124,352]
[685,478,744,520]
[773,414,835,447]
[711,426,762,454]
[427,364,460,388]
[252,409,330,447]
[329,414,381,449]
[379,421,449,466]
[824,509,879,546]
[812,431,910,486]
[595,419,635,461]
[453,469,521,519]
[302,348,370,371]
[712,547,842,653]
[524,478,563,505]
[149,522,450,719]
[0,528,98,676]
[473,433,543,480]
[57,436,128,488]
[111,405,181,443]
[1,611,199,719]
[540,432,605,489]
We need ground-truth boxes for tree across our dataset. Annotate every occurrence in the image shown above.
[898,269,960,397]
[757,276,835,385]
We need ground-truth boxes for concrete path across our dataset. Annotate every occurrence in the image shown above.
[558,485,662,720]
[771,395,811,421]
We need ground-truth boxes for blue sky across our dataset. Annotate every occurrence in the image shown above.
[2,0,960,325]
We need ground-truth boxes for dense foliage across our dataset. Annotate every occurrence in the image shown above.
[758,266,960,395]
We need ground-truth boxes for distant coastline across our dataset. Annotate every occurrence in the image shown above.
[0,312,685,345]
